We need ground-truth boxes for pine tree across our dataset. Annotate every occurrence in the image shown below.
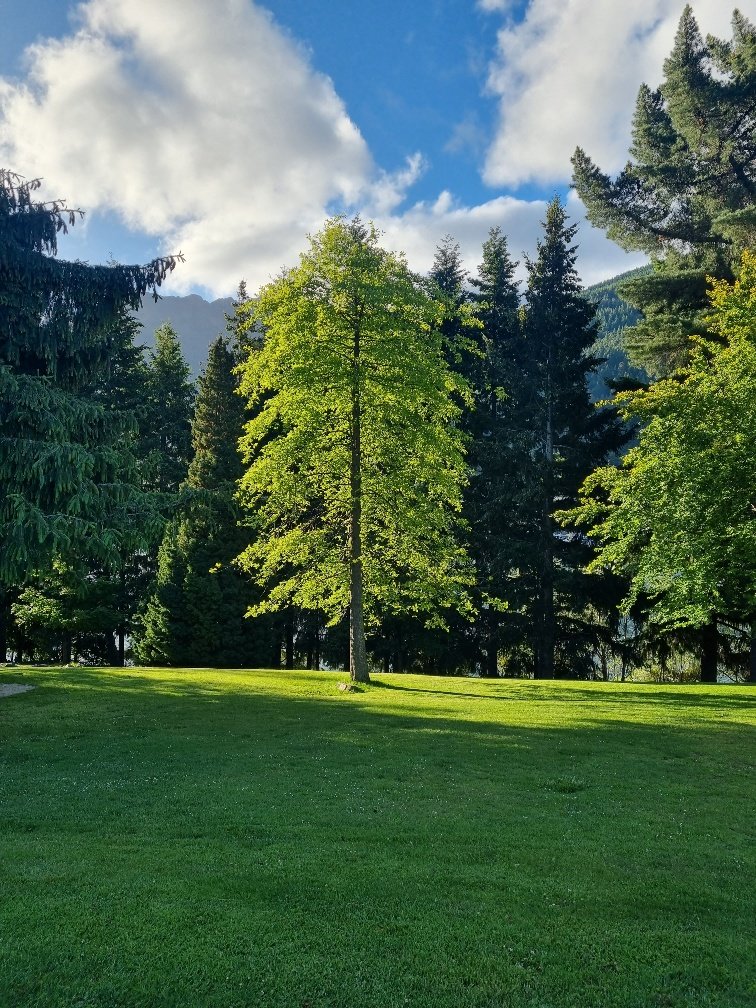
[142,322,195,494]
[520,199,627,678]
[572,7,756,375]
[467,227,524,676]
[136,336,275,667]
[0,170,180,589]
[16,311,160,665]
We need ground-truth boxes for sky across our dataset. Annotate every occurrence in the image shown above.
[0,0,751,299]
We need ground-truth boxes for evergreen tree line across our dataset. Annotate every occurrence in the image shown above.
[2,7,754,682]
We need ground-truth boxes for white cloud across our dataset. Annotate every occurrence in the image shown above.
[363,153,427,216]
[0,0,373,295]
[375,189,646,288]
[0,0,648,297]
[482,0,743,187]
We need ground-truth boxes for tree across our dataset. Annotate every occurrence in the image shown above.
[0,170,180,590]
[519,199,627,678]
[563,251,756,682]
[141,322,195,495]
[572,7,756,376]
[136,336,276,667]
[466,226,523,675]
[236,218,473,683]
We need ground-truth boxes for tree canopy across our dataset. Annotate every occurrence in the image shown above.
[0,170,181,586]
[235,218,473,682]
[572,7,756,375]
[563,251,756,679]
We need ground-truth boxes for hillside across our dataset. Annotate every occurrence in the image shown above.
[136,270,650,390]
[1,665,753,1008]
[584,265,650,399]
[135,293,233,375]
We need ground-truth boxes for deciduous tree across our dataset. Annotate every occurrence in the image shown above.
[563,251,756,682]
[236,218,473,683]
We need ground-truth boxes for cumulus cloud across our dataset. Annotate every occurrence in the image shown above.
[0,0,647,296]
[482,0,740,187]
[0,0,374,295]
[375,189,645,288]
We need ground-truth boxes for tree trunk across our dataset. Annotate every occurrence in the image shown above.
[349,318,369,684]
[481,609,499,678]
[271,622,282,669]
[116,566,126,666]
[60,635,72,665]
[700,619,718,683]
[0,589,9,664]
[749,620,756,684]
[105,633,119,667]
[285,614,295,670]
[534,340,555,680]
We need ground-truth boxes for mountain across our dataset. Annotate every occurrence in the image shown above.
[135,294,234,376]
[584,266,650,400]
[135,269,650,390]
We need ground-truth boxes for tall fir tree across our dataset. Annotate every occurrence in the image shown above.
[12,311,160,665]
[136,336,275,667]
[467,227,524,676]
[142,322,196,494]
[520,199,627,678]
[572,7,756,376]
[0,170,179,660]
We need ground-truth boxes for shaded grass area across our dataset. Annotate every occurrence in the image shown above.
[0,667,754,1008]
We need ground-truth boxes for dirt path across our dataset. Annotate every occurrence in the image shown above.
[0,684,35,698]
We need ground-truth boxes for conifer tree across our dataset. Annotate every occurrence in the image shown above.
[0,170,180,588]
[572,7,756,375]
[136,336,274,667]
[142,322,195,494]
[467,227,524,675]
[14,311,159,665]
[520,199,627,678]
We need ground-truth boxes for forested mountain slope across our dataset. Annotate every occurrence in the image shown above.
[133,269,649,393]
[584,266,650,399]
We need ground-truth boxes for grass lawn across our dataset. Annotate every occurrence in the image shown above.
[0,667,754,1008]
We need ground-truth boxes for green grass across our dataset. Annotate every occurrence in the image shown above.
[1,667,754,1008]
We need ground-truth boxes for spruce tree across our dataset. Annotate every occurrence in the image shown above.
[521,199,627,678]
[467,227,524,675]
[572,7,756,375]
[0,170,179,588]
[142,322,195,494]
[136,336,275,667]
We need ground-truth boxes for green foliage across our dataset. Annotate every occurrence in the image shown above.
[563,252,756,631]
[1,665,754,1007]
[11,560,122,661]
[498,199,627,677]
[583,267,649,398]
[136,337,276,667]
[465,226,523,673]
[141,322,196,494]
[0,170,180,585]
[236,218,473,633]
[572,7,756,375]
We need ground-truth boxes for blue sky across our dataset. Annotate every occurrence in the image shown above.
[0,0,747,297]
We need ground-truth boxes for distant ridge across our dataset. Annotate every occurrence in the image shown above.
[135,293,233,376]
[584,265,650,399]
[135,268,651,389]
